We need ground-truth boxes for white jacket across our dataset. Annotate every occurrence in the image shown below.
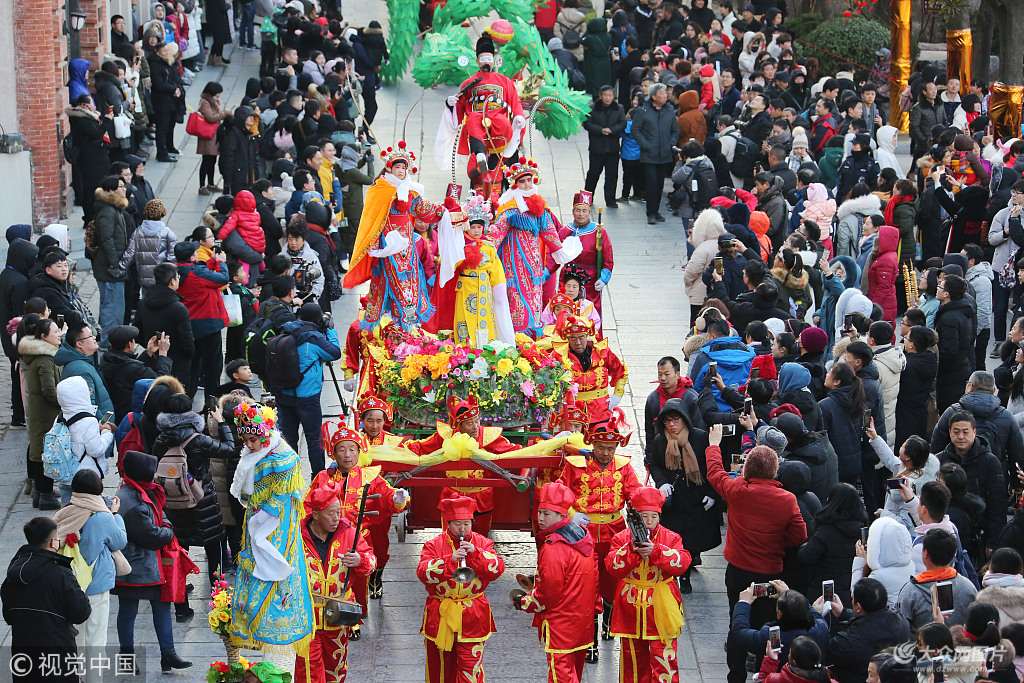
[683,209,726,305]
[56,376,114,478]
[852,516,914,609]
[875,125,903,177]
[871,344,906,447]
[966,261,995,330]
[833,194,882,260]
[989,206,1018,277]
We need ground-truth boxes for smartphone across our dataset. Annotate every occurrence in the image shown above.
[732,453,746,466]
[56,314,64,327]
[985,647,996,673]
[935,580,955,614]
[822,247,831,261]
[154,330,163,338]
[768,625,782,653]
[205,395,218,412]
[721,424,737,437]
[744,397,753,416]
[708,361,718,379]
[822,580,835,604]
[862,409,872,430]
[753,583,776,598]
[750,366,760,380]
[861,526,869,547]
[715,256,724,275]
[100,411,114,425]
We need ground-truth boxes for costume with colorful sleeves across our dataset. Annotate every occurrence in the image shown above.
[552,318,629,427]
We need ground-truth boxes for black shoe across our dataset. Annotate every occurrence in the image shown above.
[655,213,666,222]
[156,155,178,163]
[368,569,384,599]
[679,575,693,594]
[167,147,181,155]
[160,651,193,672]
[647,216,657,225]
[37,492,60,511]
[618,195,630,202]
[186,582,194,594]
[585,643,599,663]
[349,624,361,641]
[221,57,231,64]
[606,201,618,208]
[174,607,194,622]
[32,491,39,508]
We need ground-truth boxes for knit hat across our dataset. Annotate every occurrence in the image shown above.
[773,412,806,440]
[792,131,809,150]
[699,64,715,78]
[770,403,803,420]
[173,241,196,262]
[953,134,975,152]
[756,425,788,452]
[764,318,786,339]
[143,199,167,220]
[800,326,829,353]
[122,450,158,483]
[750,354,777,382]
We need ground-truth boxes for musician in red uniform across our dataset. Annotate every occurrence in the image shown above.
[553,316,628,428]
[558,425,642,662]
[296,481,377,683]
[306,422,409,632]
[606,487,691,683]
[530,399,590,542]
[417,496,506,683]
[513,482,599,683]
[342,304,400,397]
[404,394,518,536]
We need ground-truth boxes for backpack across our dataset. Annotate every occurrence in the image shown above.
[558,19,583,49]
[116,413,145,477]
[692,339,756,411]
[692,160,718,212]
[263,330,319,390]
[728,133,761,178]
[912,532,981,590]
[83,220,99,260]
[154,433,204,509]
[42,412,93,484]
[62,133,80,164]
[244,314,279,375]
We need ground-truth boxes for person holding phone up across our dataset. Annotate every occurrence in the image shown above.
[54,376,118,504]
[896,528,977,629]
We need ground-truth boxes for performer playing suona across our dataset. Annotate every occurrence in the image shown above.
[297,480,376,683]
[417,495,506,683]
[554,316,628,428]
[606,487,690,683]
[513,482,600,683]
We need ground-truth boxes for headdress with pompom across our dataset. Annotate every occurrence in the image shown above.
[234,402,277,441]
[504,156,540,183]
[561,262,590,286]
[380,140,418,173]
[465,191,492,227]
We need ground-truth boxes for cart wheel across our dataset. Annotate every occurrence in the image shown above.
[395,510,407,543]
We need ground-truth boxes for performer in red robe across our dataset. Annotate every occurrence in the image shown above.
[543,191,615,318]
[552,315,628,428]
[417,496,506,683]
[403,394,518,536]
[296,482,377,683]
[558,425,642,662]
[606,487,691,683]
[513,482,600,683]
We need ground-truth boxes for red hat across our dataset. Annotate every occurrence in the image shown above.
[356,394,394,423]
[549,292,578,313]
[769,403,803,420]
[447,394,480,427]
[438,495,477,523]
[562,315,593,337]
[631,486,666,512]
[573,191,593,208]
[750,354,778,382]
[309,480,342,511]
[800,326,829,353]
[699,64,715,78]
[589,425,630,446]
[560,398,589,427]
[537,482,574,515]
[321,420,367,453]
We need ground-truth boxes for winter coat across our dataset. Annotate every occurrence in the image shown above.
[703,250,751,304]
[100,348,173,423]
[632,100,680,165]
[1,544,91,658]
[898,572,976,629]
[196,92,229,156]
[644,384,702,451]
[208,394,243,527]
[253,191,284,260]
[0,239,38,358]
[218,106,261,194]
[581,18,612,99]
[909,94,948,154]
[895,350,937,447]
[976,582,1024,628]
[935,298,976,412]
[19,337,61,461]
[888,195,917,264]
[852,516,914,609]
[874,125,903,176]
[582,98,626,156]
[937,435,1007,549]
[683,209,726,305]
[67,105,110,192]
[712,282,792,337]
[119,219,177,288]
[52,341,113,419]
[91,188,130,282]
[127,160,155,220]
[819,384,867,483]
[772,266,812,315]
[278,320,341,398]
[176,259,230,339]
[775,362,825,432]
[219,190,266,278]
[114,481,175,588]
[798,517,863,607]
[55,375,114,476]
[829,607,912,683]
[777,461,821,594]
[932,390,1024,475]
[870,344,905,446]
[152,411,233,547]
[757,177,789,251]
[673,155,717,220]
[676,90,706,145]
[989,206,1024,279]
[553,8,586,61]
[132,284,194,382]
[645,399,721,553]
[836,150,881,206]
[731,602,830,675]
[65,502,128,596]
[92,68,126,119]
[780,430,838,504]
[833,194,881,260]
[966,261,994,331]
[147,49,183,117]
[802,197,837,243]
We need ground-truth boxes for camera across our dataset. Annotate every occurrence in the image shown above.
[320,312,334,330]
[291,257,322,299]
[671,146,683,156]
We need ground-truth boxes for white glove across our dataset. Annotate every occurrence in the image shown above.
[551,235,584,264]
[368,230,410,258]
[702,496,715,511]
[608,394,621,410]
[394,489,409,505]
[343,377,357,392]
[572,512,591,527]
[594,280,606,292]
[512,115,526,129]
[659,484,673,497]
[446,95,458,107]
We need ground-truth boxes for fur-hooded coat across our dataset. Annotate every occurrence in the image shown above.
[683,209,726,305]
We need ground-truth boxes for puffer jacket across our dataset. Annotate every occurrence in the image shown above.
[120,219,177,288]
[895,350,937,448]
[935,297,976,412]
[989,205,1024,279]
[852,516,913,609]
[152,410,234,547]
[676,90,706,145]
[55,376,114,476]
[218,105,260,194]
[870,344,905,447]
[53,340,113,419]
[91,187,130,282]
[966,261,994,331]
[780,429,839,504]
[632,100,680,165]
[931,390,1024,473]
[582,98,626,155]
[819,383,867,483]
[219,190,266,282]
[937,435,1007,550]
[0,238,38,359]
[799,517,864,607]
[92,68,126,118]
[861,225,899,322]
[115,481,175,587]
[909,93,948,153]
[888,195,917,263]
[833,194,881,260]
[683,209,726,304]
[756,176,788,251]
[19,336,61,461]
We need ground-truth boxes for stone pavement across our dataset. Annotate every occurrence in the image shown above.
[0,7,733,681]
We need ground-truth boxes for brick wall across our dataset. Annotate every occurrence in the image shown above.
[79,0,109,67]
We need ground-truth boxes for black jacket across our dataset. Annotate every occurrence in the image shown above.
[997,508,1024,563]
[742,111,773,148]
[254,192,283,260]
[1,544,91,658]
[798,517,864,608]
[133,284,194,383]
[583,100,627,155]
[153,411,235,547]
[218,106,261,194]
[0,239,38,358]
[835,149,880,205]
[644,386,702,455]
[92,69,126,117]
[100,348,173,422]
[774,388,824,432]
[148,52,183,115]
[828,608,912,683]
[895,350,937,447]
[777,460,821,594]
[780,430,838,503]
[935,298,976,412]
[711,280,791,337]
[67,106,110,184]
[702,250,750,301]
[768,161,797,197]
[28,272,89,322]
[937,435,1007,549]
[909,94,947,152]
[931,390,1024,473]
[615,48,643,105]
[632,100,680,165]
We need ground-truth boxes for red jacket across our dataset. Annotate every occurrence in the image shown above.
[864,225,900,323]
[521,519,600,652]
[558,454,642,544]
[758,658,838,683]
[704,445,806,573]
[299,515,376,632]
[606,524,690,639]
[304,464,409,530]
[534,0,558,29]
[174,260,230,336]
[218,190,266,252]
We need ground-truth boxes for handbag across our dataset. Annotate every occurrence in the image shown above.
[159,537,200,603]
[186,110,218,139]
[59,533,100,591]
[223,292,244,327]
[113,113,133,139]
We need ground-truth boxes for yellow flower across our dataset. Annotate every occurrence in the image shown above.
[208,614,219,628]
[496,358,513,377]
[219,611,230,622]
[516,358,532,374]
[491,390,505,403]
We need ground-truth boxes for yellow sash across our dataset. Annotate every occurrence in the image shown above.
[625,575,685,642]
[435,595,473,651]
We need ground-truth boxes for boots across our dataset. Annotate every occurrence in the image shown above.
[37,492,60,511]
[368,569,384,599]
[160,651,193,672]
[601,600,613,641]
[585,616,599,663]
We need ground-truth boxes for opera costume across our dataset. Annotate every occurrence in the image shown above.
[553,191,615,319]
[539,286,600,339]
[551,315,628,427]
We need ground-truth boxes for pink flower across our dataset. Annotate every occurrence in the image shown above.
[521,381,535,397]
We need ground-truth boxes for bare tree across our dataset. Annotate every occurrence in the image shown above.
[991,0,1024,84]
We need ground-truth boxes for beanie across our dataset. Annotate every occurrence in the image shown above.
[800,326,829,353]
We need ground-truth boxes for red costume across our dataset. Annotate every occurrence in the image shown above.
[553,317,628,427]
[518,483,600,683]
[296,482,377,683]
[418,496,506,683]
[343,308,399,398]
[605,487,690,683]
[543,192,615,317]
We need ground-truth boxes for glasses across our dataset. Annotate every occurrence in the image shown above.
[77,334,96,343]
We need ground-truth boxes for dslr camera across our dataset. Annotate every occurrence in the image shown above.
[291,257,322,300]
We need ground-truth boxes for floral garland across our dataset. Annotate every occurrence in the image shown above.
[207,569,232,637]
[373,330,572,426]
[205,657,250,683]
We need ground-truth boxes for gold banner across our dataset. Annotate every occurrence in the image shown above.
[990,83,1024,140]
[946,29,972,97]
[889,0,912,133]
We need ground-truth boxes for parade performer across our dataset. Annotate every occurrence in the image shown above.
[438,35,526,184]
[430,191,516,347]
[306,421,409,611]
[489,159,582,334]
[558,425,642,661]
[512,482,600,683]
[530,398,590,541]
[417,495,506,683]
[354,394,404,447]
[553,316,628,428]
[404,394,518,536]
[342,302,401,396]
[297,481,376,683]
[539,266,601,337]
[342,141,462,331]
[229,402,314,662]
[547,192,614,318]
[606,487,690,683]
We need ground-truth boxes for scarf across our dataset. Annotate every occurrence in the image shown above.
[664,425,702,485]
[53,493,132,576]
[983,572,1024,588]
[231,432,282,501]
[383,172,424,203]
[123,475,167,527]
[883,194,914,227]
[498,186,538,213]
[915,566,957,583]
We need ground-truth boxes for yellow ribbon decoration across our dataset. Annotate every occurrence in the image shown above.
[435,596,470,651]
[626,571,686,643]
[364,434,573,468]
[442,432,480,461]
